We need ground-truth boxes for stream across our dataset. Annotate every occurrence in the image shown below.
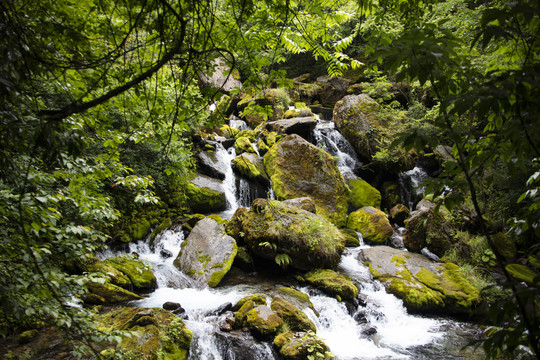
[102,117,484,359]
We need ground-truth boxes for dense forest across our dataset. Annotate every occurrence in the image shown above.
[0,0,539,359]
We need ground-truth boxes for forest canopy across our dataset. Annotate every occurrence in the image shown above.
[0,0,538,358]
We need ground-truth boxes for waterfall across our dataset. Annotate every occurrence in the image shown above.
[313,119,359,180]
[398,166,428,210]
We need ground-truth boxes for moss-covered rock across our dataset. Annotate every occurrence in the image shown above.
[347,206,393,244]
[264,134,351,226]
[234,299,258,328]
[275,287,318,316]
[16,329,39,344]
[85,281,142,304]
[389,204,410,227]
[227,199,346,271]
[275,331,332,360]
[185,174,227,213]
[299,268,358,300]
[245,305,284,337]
[150,217,172,244]
[349,178,381,210]
[257,138,270,155]
[283,108,314,119]
[339,227,360,247]
[102,256,157,292]
[266,117,318,137]
[174,217,237,287]
[235,136,257,154]
[381,181,401,211]
[271,297,316,332]
[506,263,539,285]
[282,197,317,214]
[78,256,131,288]
[220,124,240,138]
[403,205,456,257]
[233,293,268,311]
[232,153,269,185]
[359,246,480,315]
[97,307,192,360]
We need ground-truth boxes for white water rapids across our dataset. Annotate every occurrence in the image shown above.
[102,117,483,359]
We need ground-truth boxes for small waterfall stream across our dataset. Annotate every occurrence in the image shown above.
[103,116,483,359]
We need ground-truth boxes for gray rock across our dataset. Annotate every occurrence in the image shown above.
[421,247,440,262]
[174,217,237,287]
[266,116,317,137]
[196,150,227,180]
[199,58,242,93]
[282,197,317,213]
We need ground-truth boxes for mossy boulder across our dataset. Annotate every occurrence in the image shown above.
[283,108,314,119]
[333,94,381,160]
[245,305,284,337]
[227,199,346,271]
[271,297,316,332]
[97,307,192,360]
[282,197,317,214]
[275,331,332,360]
[349,178,381,210]
[174,217,237,287]
[403,205,456,257]
[232,153,269,185]
[389,204,410,227]
[275,287,319,316]
[257,138,270,155]
[264,134,351,226]
[150,217,172,244]
[102,256,157,292]
[298,268,358,300]
[347,206,393,244]
[339,227,360,247]
[85,281,142,304]
[359,246,480,315]
[220,124,240,138]
[235,136,256,154]
[78,256,131,288]
[233,293,267,311]
[186,174,227,213]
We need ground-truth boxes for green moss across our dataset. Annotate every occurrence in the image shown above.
[103,256,157,291]
[151,217,171,241]
[301,269,358,300]
[246,306,284,336]
[349,179,381,209]
[185,182,226,213]
[387,278,444,311]
[131,219,151,240]
[233,294,267,311]
[365,262,381,278]
[234,136,256,154]
[232,154,268,184]
[85,281,142,304]
[276,287,318,315]
[271,296,316,332]
[207,242,238,287]
[347,207,393,243]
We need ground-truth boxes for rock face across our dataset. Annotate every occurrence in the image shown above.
[186,174,227,213]
[349,178,381,210]
[403,205,456,257]
[174,217,237,287]
[98,307,192,359]
[264,134,351,226]
[347,206,393,244]
[359,246,479,315]
[199,58,242,93]
[266,117,318,137]
[333,94,381,160]
[227,199,346,271]
[232,153,269,185]
[196,150,227,180]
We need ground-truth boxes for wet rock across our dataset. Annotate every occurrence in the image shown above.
[163,301,183,312]
[421,247,441,262]
[264,134,351,226]
[362,327,378,336]
[160,249,174,258]
[266,117,317,138]
[233,294,267,311]
[211,302,233,316]
[271,296,316,332]
[174,217,237,287]
[339,227,360,247]
[84,281,142,304]
[245,305,283,338]
[186,174,227,213]
[389,204,410,227]
[232,153,269,185]
[275,287,319,317]
[196,150,227,180]
[359,246,480,315]
[102,256,157,292]
[227,199,346,271]
[347,206,393,244]
[275,331,332,360]
[235,136,257,154]
[298,268,358,300]
[349,178,381,210]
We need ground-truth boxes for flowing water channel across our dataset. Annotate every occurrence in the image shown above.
[103,117,484,359]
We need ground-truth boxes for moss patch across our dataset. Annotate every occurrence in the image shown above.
[349,178,381,209]
[347,206,393,244]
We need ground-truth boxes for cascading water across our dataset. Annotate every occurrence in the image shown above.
[398,166,428,210]
[313,119,359,180]
[101,115,483,359]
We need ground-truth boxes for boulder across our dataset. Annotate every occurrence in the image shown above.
[339,227,360,247]
[275,287,319,316]
[196,150,227,180]
[347,206,393,244]
[233,294,267,311]
[403,205,456,257]
[199,58,242,93]
[333,94,381,160]
[359,246,480,315]
[227,199,346,271]
[349,178,381,210]
[186,174,227,213]
[84,281,142,304]
[266,117,317,138]
[98,307,192,359]
[245,305,284,338]
[315,75,351,107]
[232,153,269,185]
[283,108,314,119]
[234,136,257,154]
[282,197,317,214]
[274,331,332,360]
[102,256,157,292]
[264,134,351,226]
[174,217,237,287]
[389,204,410,227]
[270,297,316,332]
[298,268,358,300]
